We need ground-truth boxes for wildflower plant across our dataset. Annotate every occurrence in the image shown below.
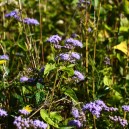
[2,0,129,128]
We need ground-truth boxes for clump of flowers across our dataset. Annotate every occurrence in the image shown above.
[0,108,8,117]
[109,115,128,127]
[47,35,62,44]
[68,107,86,128]
[83,100,118,118]
[73,70,85,81]
[13,116,47,129]
[122,105,129,112]
[5,10,39,25]
[65,38,83,48]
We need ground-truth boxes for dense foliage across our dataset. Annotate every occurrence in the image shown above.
[1,0,129,128]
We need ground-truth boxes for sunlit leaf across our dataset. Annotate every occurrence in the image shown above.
[40,109,59,128]
[44,63,56,75]
[63,88,78,104]
[113,41,129,56]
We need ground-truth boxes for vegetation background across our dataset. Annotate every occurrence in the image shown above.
[1,0,129,128]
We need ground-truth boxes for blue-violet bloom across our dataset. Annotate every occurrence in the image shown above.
[47,35,62,44]
[0,55,9,60]
[65,38,83,48]
[68,120,82,128]
[20,76,29,82]
[23,18,39,25]
[0,108,8,117]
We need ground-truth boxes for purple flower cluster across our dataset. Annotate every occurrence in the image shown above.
[104,56,110,65]
[23,18,39,25]
[73,70,85,81]
[0,108,8,117]
[68,120,82,128]
[5,10,39,25]
[122,105,129,112]
[68,107,86,128]
[71,108,80,118]
[20,76,29,82]
[19,109,30,116]
[13,116,47,129]
[83,100,118,118]
[0,54,9,60]
[109,115,128,127]
[58,52,81,63]
[47,35,62,44]
[5,10,20,20]
[65,38,83,48]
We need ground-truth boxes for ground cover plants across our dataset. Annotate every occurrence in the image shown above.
[1,0,129,128]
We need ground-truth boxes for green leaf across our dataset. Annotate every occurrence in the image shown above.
[40,109,59,128]
[36,92,40,104]
[103,76,112,86]
[36,83,43,89]
[63,88,78,104]
[50,112,63,123]
[44,63,56,75]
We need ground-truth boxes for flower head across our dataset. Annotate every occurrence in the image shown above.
[23,18,39,25]
[20,76,29,82]
[65,38,83,48]
[71,52,81,60]
[122,105,129,112]
[32,119,47,129]
[72,108,79,118]
[0,55,9,60]
[109,115,128,127]
[68,120,82,128]
[73,70,85,81]
[19,105,32,115]
[47,35,62,44]
[0,108,7,117]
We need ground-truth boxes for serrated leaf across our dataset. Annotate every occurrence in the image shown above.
[40,109,59,128]
[113,41,129,56]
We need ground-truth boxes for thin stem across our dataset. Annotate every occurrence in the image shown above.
[48,70,59,113]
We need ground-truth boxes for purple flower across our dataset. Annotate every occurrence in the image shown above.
[47,35,62,44]
[20,76,29,82]
[19,109,30,116]
[68,120,82,128]
[5,10,17,18]
[71,52,81,60]
[122,105,129,112]
[104,57,110,65]
[13,116,32,128]
[0,55,9,60]
[109,115,128,127]
[23,18,39,25]
[32,119,47,129]
[72,108,79,118]
[63,44,74,49]
[73,70,85,81]
[88,27,92,32]
[59,53,70,61]
[54,44,62,49]
[0,108,7,117]
[65,38,83,48]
